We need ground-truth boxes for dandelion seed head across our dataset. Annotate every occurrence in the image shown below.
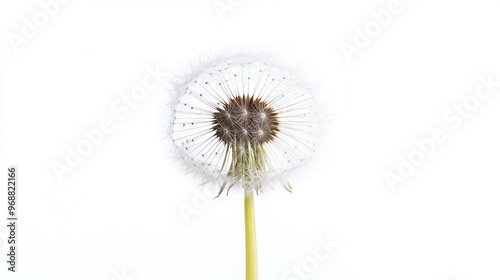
[212,95,279,146]
[167,54,320,195]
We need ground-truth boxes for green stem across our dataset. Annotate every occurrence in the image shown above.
[244,191,258,280]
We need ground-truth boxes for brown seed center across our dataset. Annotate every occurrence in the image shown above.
[212,96,279,146]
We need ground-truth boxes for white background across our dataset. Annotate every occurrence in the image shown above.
[1,0,500,279]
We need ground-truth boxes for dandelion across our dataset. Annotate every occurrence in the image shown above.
[167,54,320,279]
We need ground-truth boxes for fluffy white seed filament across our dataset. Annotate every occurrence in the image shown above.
[171,59,319,194]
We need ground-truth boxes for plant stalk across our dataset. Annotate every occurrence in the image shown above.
[244,191,258,280]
